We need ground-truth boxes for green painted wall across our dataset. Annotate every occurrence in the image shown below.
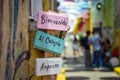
[103,0,114,29]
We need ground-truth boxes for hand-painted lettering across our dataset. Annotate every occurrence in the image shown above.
[41,15,68,26]
[39,35,44,41]
[45,37,61,47]
[40,62,59,71]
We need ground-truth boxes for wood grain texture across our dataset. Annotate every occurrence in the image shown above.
[0,0,29,80]
[28,30,44,80]
[13,0,29,80]
[0,0,3,79]
[0,0,67,80]
[1,0,12,79]
[42,30,60,80]
[42,0,61,80]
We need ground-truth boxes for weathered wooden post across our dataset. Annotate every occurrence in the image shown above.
[29,28,43,80]
[29,0,68,80]
[0,0,68,80]
[0,0,29,80]
[42,0,61,80]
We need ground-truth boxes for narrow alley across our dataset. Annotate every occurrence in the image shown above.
[1,0,120,80]
[63,43,120,80]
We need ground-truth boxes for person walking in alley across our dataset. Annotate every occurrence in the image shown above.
[81,31,91,68]
[90,30,103,70]
[72,35,79,60]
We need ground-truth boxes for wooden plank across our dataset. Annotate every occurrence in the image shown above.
[41,0,69,80]
[0,0,7,80]
[13,0,29,79]
[0,0,3,79]
[28,0,63,80]
[42,1,60,80]
[1,0,29,80]
[1,0,13,80]
[42,30,61,80]
[36,58,62,76]
[45,30,61,58]
[28,30,43,80]
[36,11,69,31]
[34,30,64,55]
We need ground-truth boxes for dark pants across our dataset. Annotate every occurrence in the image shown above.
[85,50,91,68]
[93,50,103,68]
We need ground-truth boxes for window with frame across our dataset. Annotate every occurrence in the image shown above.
[29,0,43,21]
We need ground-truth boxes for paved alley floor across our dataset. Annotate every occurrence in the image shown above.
[63,44,120,80]
[64,57,120,80]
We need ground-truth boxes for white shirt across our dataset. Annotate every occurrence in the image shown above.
[90,34,101,51]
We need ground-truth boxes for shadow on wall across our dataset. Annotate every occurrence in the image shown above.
[100,77,120,80]
[67,76,90,80]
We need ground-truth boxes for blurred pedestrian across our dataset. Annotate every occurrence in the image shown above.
[81,31,91,68]
[62,36,69,59]
[72,35,79,59]
[102,38,111,67]
[90,30,103,70]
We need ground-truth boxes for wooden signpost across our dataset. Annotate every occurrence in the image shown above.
[0,0,68,80]
[34,30,64,55]
[35,58,62,76]
[34,0,69,80]
[35,10,69,80]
